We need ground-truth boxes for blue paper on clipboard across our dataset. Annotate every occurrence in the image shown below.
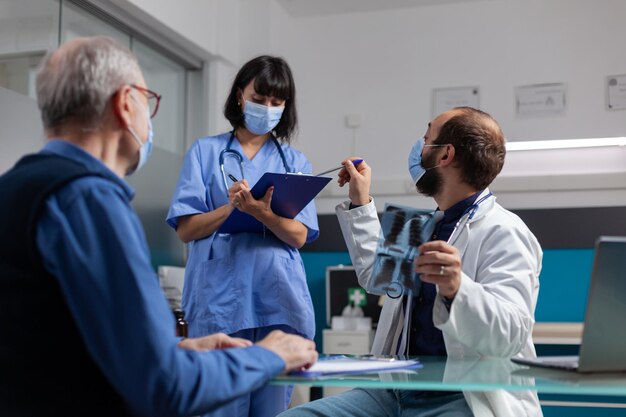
[218,172,332,234]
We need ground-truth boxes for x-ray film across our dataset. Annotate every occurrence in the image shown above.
[370,204,437,298]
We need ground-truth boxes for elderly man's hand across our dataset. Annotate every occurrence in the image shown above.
[178,333,253,351]
[256,330,318,374]
[414,241,462,300]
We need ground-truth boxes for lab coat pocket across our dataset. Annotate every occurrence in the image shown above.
[196,257,240,320]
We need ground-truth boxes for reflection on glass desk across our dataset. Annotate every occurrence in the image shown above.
[273,356,626,397]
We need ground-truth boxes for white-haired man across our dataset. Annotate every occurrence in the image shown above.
[0,36,316,417]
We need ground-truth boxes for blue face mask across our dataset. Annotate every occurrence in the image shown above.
[243,100,284,135]
[128,107,154,175]
[407,137,447,184]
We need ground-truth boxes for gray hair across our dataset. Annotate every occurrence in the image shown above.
[36,36,142,132]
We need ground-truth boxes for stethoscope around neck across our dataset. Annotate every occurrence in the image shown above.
[219,130,292,190]
[397,190,494,355]
[445,191,493,245]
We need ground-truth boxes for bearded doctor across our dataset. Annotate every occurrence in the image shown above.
[281,107,543,417]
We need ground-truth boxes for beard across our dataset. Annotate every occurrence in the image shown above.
[415,152,442,197]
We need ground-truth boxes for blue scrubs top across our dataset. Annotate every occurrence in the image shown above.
[166,132,318,340]
[36,141,285,417]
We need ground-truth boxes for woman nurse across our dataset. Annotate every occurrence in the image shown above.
[166,56,317,417]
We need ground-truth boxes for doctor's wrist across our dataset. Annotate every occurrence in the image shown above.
[350,196,371,207]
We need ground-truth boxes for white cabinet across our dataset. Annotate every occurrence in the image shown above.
[322,329,375,354]
[321,329,376,398]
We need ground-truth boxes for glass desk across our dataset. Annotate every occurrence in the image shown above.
[273,356,626,397]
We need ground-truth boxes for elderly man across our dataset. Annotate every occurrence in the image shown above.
[282,107,542,416]
[0,36,317,417]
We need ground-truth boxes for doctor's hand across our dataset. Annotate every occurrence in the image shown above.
[337,157,371,206]
[415,241,462,300]
[178,333,253,351]
[256,330,318,374]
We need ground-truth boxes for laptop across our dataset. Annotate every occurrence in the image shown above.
[513,236,626,373]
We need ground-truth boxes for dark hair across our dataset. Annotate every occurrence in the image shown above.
[433,107,506,190]
[223,55,297,143]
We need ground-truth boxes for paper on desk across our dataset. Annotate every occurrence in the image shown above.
[290,357,421,377]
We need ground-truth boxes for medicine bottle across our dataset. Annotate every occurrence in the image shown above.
[174,309,188,338]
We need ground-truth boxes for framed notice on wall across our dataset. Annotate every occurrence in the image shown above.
[432,86,480,118]
[607,74,626,111]
[515,83,566,117]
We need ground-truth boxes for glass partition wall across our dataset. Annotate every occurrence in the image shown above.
[0,0,203,267]
[0,0,59,98]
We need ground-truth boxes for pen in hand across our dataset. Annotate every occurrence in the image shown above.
[316,159,363,177]
[227,173,239,183]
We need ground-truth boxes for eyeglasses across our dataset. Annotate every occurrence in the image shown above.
[131,84,162,119]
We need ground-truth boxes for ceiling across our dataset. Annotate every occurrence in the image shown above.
[275,0,494,18]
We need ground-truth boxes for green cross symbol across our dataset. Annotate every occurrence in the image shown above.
[348,287,367,307]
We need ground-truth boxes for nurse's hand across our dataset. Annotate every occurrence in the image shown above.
[256,330,318,374]
[414,241,462,300]
[228,180,250,208]
[178,333,253,351]
[338,157,371,206]
[232,185,274,218]
[233,185,307,247]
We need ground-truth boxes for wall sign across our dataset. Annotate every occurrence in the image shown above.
[607,74,626,111]
[432,86,480,117]
[515,83,566,117]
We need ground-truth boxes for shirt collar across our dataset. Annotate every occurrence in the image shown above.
[40,140,135,200]
[440,190,484,224]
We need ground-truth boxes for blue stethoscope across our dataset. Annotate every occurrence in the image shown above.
[219,130,292,191]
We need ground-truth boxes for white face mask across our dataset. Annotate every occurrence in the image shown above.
[127,106,154,175]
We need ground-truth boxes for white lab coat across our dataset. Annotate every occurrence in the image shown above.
[335,189,543,417]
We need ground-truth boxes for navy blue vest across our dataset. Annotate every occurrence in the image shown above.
[0,153,132,416]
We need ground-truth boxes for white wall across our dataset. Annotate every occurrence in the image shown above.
[108,0,626,212]
[264,0,626,212]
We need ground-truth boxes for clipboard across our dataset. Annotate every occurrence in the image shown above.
[218,172,332,234]
[289,356,422,377]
